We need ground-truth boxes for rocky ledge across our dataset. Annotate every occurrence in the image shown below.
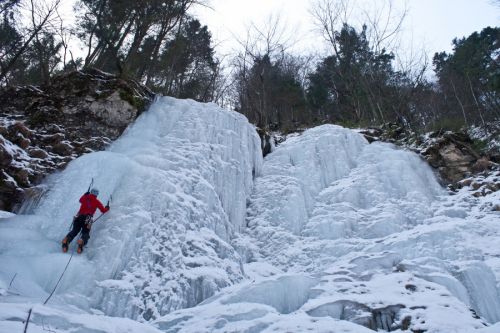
[360,124,500,194]
[0,68,153,211]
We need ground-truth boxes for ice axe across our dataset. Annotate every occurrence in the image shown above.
[93,194,112,223]
[87,178,94,194]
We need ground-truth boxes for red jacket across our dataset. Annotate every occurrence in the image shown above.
[78,194,109,217]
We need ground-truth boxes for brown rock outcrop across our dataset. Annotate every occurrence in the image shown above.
[360,125,497,190]
[0,68,153,212]
[419,133,492,189]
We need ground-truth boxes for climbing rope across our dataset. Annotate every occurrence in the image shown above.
[43,232,81,305]
[23,245,77,331]
[24,180,111,330]
[45,198,111,306]
[43,249,75,305]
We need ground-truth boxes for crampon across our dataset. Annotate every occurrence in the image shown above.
[62,238,69,252]
[77,239,84,254]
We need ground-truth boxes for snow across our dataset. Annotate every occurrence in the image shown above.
[0,133,31,163]
[0,211,15,219]
[1,96,500,332]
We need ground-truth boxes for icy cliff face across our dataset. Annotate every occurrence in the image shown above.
[1,98,500,333]
[0,97,262,323]
[155,124,500,332]
[243,125,445,272]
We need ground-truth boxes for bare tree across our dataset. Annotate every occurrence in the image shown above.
[358,0,408,54]
[309,0,361,120]
[0,0,62,85]
[231,11,302,127]
[309,0,409,54]
[53,7,77,70]
[308,0,428,126]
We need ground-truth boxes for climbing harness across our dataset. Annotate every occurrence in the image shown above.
[85,197,95,229]
[84,214,93,230]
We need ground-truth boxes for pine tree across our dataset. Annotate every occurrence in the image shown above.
[433,27,500,127]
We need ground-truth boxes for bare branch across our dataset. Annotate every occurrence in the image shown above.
[0,0,62,84]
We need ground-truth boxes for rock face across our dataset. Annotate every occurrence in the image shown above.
[419,133,491,188]
[360,125,498,191]
[0,68,153,211]
[306,300,409,331]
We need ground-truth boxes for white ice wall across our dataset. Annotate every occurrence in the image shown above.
[241,124,500,326]
[0,97,263,321]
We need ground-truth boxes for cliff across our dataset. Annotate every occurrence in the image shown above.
[0,68,153,211]
[360,124,500,193]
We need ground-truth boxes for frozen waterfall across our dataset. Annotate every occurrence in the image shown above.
[1,97,500,333]
[0,97,262,323]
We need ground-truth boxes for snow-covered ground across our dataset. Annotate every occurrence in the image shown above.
[1,97,499,332]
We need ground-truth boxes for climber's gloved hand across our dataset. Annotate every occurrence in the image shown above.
[84,192,90,195]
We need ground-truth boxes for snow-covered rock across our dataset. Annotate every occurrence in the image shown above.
[0,69,152,212]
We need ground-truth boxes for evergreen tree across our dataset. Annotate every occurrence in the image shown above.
[25,31,63,85]
[76,0,196,76]
[0,0,21,55]
[307,24,395,125]
[235,53,307,129]
[433,27,500,127]
[0,0,22,85]
[153,19,218,101]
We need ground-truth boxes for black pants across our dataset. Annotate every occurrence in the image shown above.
[66,214,92,245]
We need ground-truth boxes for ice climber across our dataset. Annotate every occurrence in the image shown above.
[62,188,110,253]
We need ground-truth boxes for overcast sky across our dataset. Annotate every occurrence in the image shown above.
[193,0,500,57]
